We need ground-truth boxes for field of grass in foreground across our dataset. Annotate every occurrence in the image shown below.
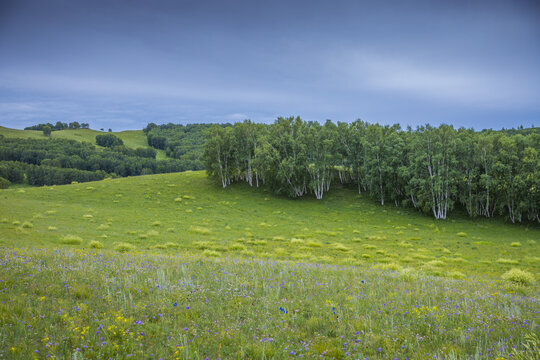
[1,247,538,359]
[0,171,538,358]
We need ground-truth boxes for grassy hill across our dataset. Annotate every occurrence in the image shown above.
[0,126,167,159]
[1,171,537,276]
[1,171,538,359]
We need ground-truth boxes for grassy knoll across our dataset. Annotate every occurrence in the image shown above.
[0,171,538,359]
[0,126,166,159]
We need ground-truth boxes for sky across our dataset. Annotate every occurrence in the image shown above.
[0,0,539,131]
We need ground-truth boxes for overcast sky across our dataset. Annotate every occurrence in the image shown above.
[1,0,539,130]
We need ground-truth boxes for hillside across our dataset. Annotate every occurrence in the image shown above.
[0,126,167,159]
[1,170,537,278]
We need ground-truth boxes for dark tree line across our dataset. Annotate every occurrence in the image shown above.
[144,123,229,170]
[24,122,90,131]
[0,136,189,186]
[203,118,540,223]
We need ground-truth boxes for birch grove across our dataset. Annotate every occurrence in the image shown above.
[202,118,539,222]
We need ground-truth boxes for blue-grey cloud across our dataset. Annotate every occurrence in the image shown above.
[0,0,538,130]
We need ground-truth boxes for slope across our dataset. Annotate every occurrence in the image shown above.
[1,171,538,278]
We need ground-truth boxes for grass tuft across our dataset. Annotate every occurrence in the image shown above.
[89,240,103,249]
[190,226,211,235]
[114,242,135,253]
[202,249,220,257]
[496,258,519,265]
[61,235,83,245]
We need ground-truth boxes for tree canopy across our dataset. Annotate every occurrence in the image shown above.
[203,118,540,223]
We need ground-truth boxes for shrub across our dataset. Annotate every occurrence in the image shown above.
[165,242,179,249]
[363,244,376,250]
[61,235,83,245]
[114,242,135,253]
[456,232,467,237]
[97,223,110,230]
[510,242,521,247]
[21,221,33,229]
[152,221,161,226]
[12,221,20,225]
[89,240,103,249]
[361,254,372,259]
[82,214,93,219]
[290,238,304,244]
[96,133,123,147]
[1,218,7,223]
[48,226,57,231]
[174,197,182,202]
[0,176,10,189]
[502,268,535,286]
[147,230,159,237]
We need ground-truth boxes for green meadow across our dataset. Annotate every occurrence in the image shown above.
[1,171,538,277]
[1,171,539,359]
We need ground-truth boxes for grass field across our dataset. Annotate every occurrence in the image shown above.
[0,126,167,159]
[1,171,538,359]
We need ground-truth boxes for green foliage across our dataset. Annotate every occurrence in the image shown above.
[42,125,52,137]
[501,268,535,286]
[0,176,9,189]
[96,133,123,147]
[89,240,104,249]
[60,235,83,245]
[114,242,135,252]
[0,136,187,185]
[145,123,219,169]
[203,119,540,222]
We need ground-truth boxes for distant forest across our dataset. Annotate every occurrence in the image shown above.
[203,118,539,223]
[143,123,228,170]
[0,136,189,186]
